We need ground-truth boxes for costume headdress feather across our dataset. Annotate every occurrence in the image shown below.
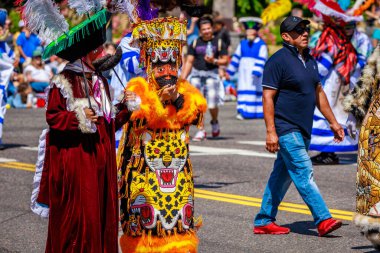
[292,0,316,8]
[261,0,292,25]
[107,0,158,22]
[313,0,363,23]
[107,0,197,22]
[346,0,375,16]
[16,0,69,42]
[107,0,137,22]
[111,0,189,86]
[68,0,106,15]
[16,0,110,61]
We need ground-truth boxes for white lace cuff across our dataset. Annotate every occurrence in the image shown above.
[73,98,99,134]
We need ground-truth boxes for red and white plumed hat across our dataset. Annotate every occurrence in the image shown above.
[312,0,363,24]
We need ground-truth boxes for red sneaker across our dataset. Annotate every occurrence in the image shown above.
[211,121,220,138]
[317,218,342,237]
[253,223,290,235]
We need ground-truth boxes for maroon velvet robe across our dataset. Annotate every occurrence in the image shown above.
[37,70,129,253]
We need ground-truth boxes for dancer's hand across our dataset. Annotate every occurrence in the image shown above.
[124,90,136,102]
[84,108,98,123]
[159,85,178,102]
[124,90,140,111]
[330,122,345,143]
[266,130,279,153]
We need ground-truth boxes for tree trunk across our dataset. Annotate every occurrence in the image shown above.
[212,0,235,18]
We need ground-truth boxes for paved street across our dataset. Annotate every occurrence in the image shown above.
[0,103,376,253]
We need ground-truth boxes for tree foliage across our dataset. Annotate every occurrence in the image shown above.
[236,0,268,17]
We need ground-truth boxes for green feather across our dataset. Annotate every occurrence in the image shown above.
[43,9,107,60]
[246,21,255,29]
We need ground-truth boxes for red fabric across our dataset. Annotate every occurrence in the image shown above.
[37,70,129,253]
[253,223,290,234]
[36,98,46,108]
[45,87,79,131]
[114,103,131,130]
[311,25,357,85]
[317,218,342,236]
[318,0,344,13]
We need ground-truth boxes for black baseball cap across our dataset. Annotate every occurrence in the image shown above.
[280,16,310,34]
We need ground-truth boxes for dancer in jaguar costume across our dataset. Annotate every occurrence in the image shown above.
[344,45,380,250]
[116,6,207,252]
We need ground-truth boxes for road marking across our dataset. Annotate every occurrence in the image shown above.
[190,153,221,156]
[195,189,353,219]
[237,141,266,146]
[190,145,276,158]
[0,158,17,162]
[0,160,353,221]
[20,147,39,151]
[7,161,35,168]
[195,192,352,221]
[0,162,35,172]
[17,145,276,159]
[195,189,353,215]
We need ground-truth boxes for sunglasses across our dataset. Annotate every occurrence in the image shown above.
[293,26,310,35]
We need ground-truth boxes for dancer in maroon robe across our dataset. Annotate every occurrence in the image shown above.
[17,2,131,251]
[38,51,130,252]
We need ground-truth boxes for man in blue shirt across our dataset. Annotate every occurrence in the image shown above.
[16,25,41,67]
[253,16,345,237]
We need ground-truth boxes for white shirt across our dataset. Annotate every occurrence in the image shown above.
[23,65,52,82]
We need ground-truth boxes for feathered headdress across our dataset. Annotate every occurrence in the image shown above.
[107,0,188,82]
[15,0,69,43]
[106,0,197,21]
[312,0,363,24]
[292,0,369,21]
[15,0,109,61]
[67,0,106,15]
[261,0,292,25]
[311,0,360,86]
[106,0,158,23]
[130,17,187,69]
[346,0,375,16]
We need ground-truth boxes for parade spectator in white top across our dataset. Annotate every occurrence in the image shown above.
[23,48,53,93]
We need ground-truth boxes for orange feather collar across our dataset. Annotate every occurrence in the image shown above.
[127,77,207,129]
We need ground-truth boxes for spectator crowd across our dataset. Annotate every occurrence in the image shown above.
[0,4,378,151]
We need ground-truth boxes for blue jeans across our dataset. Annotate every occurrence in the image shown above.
[30,82,49,93]
[254,131,331,226]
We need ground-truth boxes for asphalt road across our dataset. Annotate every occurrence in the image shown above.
[0,103,376,253]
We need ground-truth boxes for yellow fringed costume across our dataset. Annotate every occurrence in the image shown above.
[261,0,292,25]
[117,14,207,253]
[344,45,380,250]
